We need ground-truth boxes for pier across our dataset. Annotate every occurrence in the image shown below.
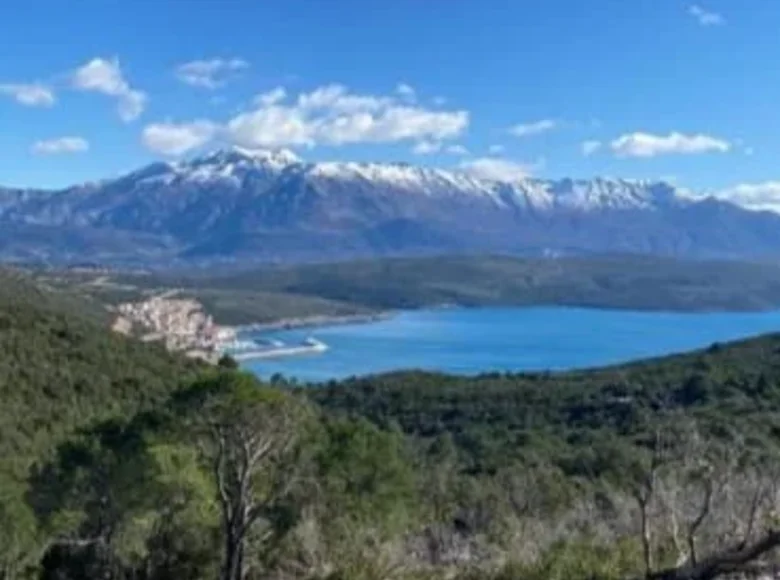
[221,337,328,361]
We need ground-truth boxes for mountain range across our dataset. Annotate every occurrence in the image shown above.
[3,147,780,266]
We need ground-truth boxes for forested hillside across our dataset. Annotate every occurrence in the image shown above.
[5,269,780,579]
[42,255,780,327]
[311,334,780,474]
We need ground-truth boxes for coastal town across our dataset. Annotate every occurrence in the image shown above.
[113,291,236,361]
[111,290,338,362]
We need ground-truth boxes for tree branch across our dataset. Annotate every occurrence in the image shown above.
[639,529,780,580]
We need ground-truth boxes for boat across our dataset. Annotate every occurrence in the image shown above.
[219,335,329,361]
[302,336,328,351]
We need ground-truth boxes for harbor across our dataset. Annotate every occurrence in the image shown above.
[112,291,330,363]
[220,336,329,361]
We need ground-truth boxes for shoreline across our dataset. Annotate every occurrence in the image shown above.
[235,311,395,334]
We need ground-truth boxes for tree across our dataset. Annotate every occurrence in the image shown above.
[218,354,239,370]
[179,372,312,580]
[0,474,39,580]
[622,419,780,580]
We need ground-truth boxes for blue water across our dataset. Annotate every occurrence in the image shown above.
[242,307,780,384]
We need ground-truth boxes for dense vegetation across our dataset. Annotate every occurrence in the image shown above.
[310,334,780,475]
[34,255,780,326]
[7,268,780,579]
[203,254,780,313]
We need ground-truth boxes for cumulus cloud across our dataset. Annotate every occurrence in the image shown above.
[610,132,730,158]
[142,121,219,156]
[412,141,441,155]
[412,142,468,156]
[508,119,557,138]
[706,182,780,213]
[689,5,725,26]
[396,83,416,101]
[226,84,468,149]
[296,84,392,113]
[176,58,249,89]
[446,144,469,156]
[0,83,55,107]
[458,157,534,182]
[254,86,287,107]
[31,136,89,155]
[582,140,602,156]
[72,57,147,121]
[141,84,468,155]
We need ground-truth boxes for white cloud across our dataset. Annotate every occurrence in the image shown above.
[226,84,468,149]
[582,140,602,156]
[413,141,469,156]
[141,120,219,156]
[254,86,287,107]
[296,84,392,113]
[610,131,730,158]
[118,90,147,122]
[689,5,725,26]
[459,157,534,182]
[176,58,249,89]
[508,119,557,138]
[72,57,147,121]
[488,144,505,155]
[0,83,55,107]
[704,182,780,213]
[446,144,469,156]
[396,83,416,101]
[31,136,89,155]
[141,84,469,154]
[227,107,317,149]
[412,141,441,155]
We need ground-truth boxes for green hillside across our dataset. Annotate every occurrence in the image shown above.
[182,254,780,312]
[38,255,780,326]
[0,269,201,471]
[311,333,780,473]
[4,268,780,579]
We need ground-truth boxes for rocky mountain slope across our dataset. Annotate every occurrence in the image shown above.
[3,147,780,265]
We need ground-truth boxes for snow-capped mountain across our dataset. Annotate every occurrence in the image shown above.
[1,147,780,265]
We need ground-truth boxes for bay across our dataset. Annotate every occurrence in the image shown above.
[242,307,780,383]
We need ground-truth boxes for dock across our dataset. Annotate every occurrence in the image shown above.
[222,337,328,361]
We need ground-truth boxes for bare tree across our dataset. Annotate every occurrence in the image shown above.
[187,378,310,580]
[628,429,670,578]
[627,421,780,580]
[635,528,780,580]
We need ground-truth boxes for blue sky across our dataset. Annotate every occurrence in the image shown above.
[1,0,778,207]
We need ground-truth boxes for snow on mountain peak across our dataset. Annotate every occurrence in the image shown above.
[192,146,302,169]
[230,146,302,165]
[99,148,688,213]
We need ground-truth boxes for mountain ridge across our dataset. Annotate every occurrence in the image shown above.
[2,148,779,266]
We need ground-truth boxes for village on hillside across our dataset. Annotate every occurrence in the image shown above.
[112,290,236,361]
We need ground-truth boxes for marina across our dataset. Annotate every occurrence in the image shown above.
[113,291,331,363]
[220,336,329,361]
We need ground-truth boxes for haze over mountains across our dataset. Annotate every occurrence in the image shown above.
[2,147,780,266]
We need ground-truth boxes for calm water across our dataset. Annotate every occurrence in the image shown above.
[243,307,780,384]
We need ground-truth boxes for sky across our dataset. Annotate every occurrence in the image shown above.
[1,0,779,209]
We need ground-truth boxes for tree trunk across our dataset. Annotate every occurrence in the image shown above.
[222,529,243,580]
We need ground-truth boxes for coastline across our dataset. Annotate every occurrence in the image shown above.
[235,311,395,334]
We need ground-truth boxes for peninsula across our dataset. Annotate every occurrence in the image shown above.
[113,291,336,362]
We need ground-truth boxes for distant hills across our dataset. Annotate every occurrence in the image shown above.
[4,147,780,265]
[40,255,780,328]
